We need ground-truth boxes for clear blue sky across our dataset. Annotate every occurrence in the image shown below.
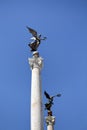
[0,0,87,130]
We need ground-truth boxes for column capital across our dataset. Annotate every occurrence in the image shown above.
[28,53,43,70]
[45,116,55,126]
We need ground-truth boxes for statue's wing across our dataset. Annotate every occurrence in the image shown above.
[26,26,37,37]
[44,91,50,99]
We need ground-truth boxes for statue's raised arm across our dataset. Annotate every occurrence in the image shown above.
[26,26,46,52]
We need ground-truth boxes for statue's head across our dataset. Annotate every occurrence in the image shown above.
[33,51,39,58]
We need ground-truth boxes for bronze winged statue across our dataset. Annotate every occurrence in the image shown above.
[26,26,46,52]
[44,91,61,115]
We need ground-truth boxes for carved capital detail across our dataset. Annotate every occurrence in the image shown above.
[29,57,43,70]
[45,116,55,126]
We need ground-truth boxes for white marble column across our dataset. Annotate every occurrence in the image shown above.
[45,116,55,130]
[29,51,43,130]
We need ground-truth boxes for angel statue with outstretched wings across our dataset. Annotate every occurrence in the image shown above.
[44,91,61,111]
[26,26,46,52]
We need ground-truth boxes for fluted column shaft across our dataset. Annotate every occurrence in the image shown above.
[29,52,43,130]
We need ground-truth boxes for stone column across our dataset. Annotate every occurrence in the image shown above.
[29,51,43,130]
[45,116,55,130]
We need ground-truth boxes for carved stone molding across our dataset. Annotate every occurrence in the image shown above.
[29,56,43,70]
[45,116,55,126]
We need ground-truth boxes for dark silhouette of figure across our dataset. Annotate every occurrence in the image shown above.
[44,91,61,116]
[26,26,46,51]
